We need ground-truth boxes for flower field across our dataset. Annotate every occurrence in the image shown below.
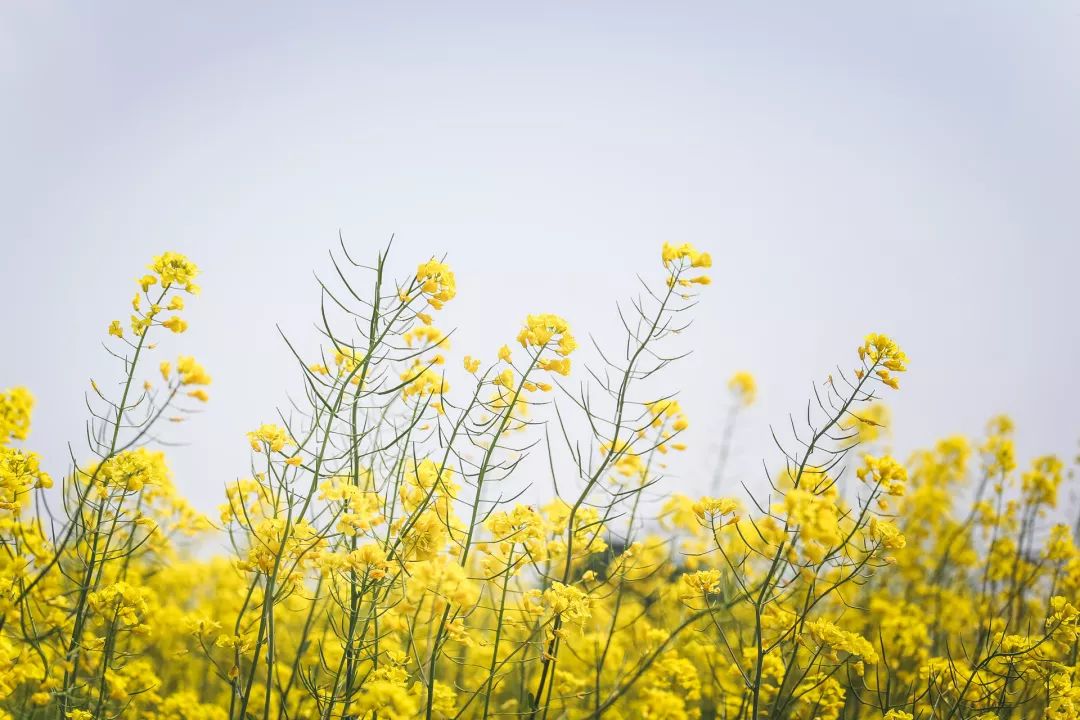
[1,243,1076,720]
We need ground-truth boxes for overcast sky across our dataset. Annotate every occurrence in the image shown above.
[3,2,1078,514]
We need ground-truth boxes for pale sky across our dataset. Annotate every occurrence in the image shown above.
[3,2,1079,514]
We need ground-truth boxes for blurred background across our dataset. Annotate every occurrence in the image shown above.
[2,2,1078,513]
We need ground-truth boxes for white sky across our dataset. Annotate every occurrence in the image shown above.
[2,2,1079,515]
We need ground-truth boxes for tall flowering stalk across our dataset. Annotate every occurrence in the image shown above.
[0,253,211,720]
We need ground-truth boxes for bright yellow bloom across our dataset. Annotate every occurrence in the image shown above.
[661,241,712,269]
[800,619,879,665]
[857,333,908,389]
[857,454,907,496]
[883,710,913,720]
[0,387,34,445]
[516,313,576,355]
[87,581,150,629]
[1022,455,1064,508]
[868,516,906,550]
[149,251,200,291]
[640,398,690,453]
[162,315,188,334]
[538,357,571,376]
[176,356,211,386]
[247,424,291,453]
[784,488,842,559]
[543,582,591,631]
[415,258,456,309]
[401,360,449,400]
[692,496,740,520]
[728,371,757,406]
[680,569,723,596]
[91,447,169,494]
[404,324,448,348]
[0,446,52,515]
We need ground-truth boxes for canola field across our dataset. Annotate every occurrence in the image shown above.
[0,244,1075,720]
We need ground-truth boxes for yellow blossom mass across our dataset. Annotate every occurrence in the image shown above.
[0,244,1072,720]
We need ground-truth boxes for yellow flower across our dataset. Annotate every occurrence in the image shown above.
[661,241,712,271]
[415,258,456,309]
[404,324,449,348]
[857,454,907,496]
[0,446,52,514]
[0,387,34,444]
[247,424,291,453]
[858,333,908,389]
[691,496,740,521]
[498,344,512,362]
[400,360,449,400]
[149,251,200,291]
[727,371,756,406]
[883,709,914,720]
[108,320,124,338]
[463,355,481,373]
[1021,454,1064,508]
[538,357,571,376]
[800,619,879,665]
[784,488,842,555]
[680,569,723,596]
[653,400,689,429]
[176,356,211,386]
[91,447,168,494]
[867,516,906,550]
[162,315,188,334]
[87,581,151,628]
[517,313,575,355]
[543,582,591,630]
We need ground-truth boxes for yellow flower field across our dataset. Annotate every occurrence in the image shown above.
[1,243,1076,720]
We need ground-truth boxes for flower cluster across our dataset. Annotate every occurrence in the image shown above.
[0,387,33,445]
[415,258,457,309]
[117,251,201,338]
[857,453,908,496]
[857,332,909,389]
[516,313,577,375]
[246,423,292,453]
[0,444,51,515]
[662,241,712,274]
